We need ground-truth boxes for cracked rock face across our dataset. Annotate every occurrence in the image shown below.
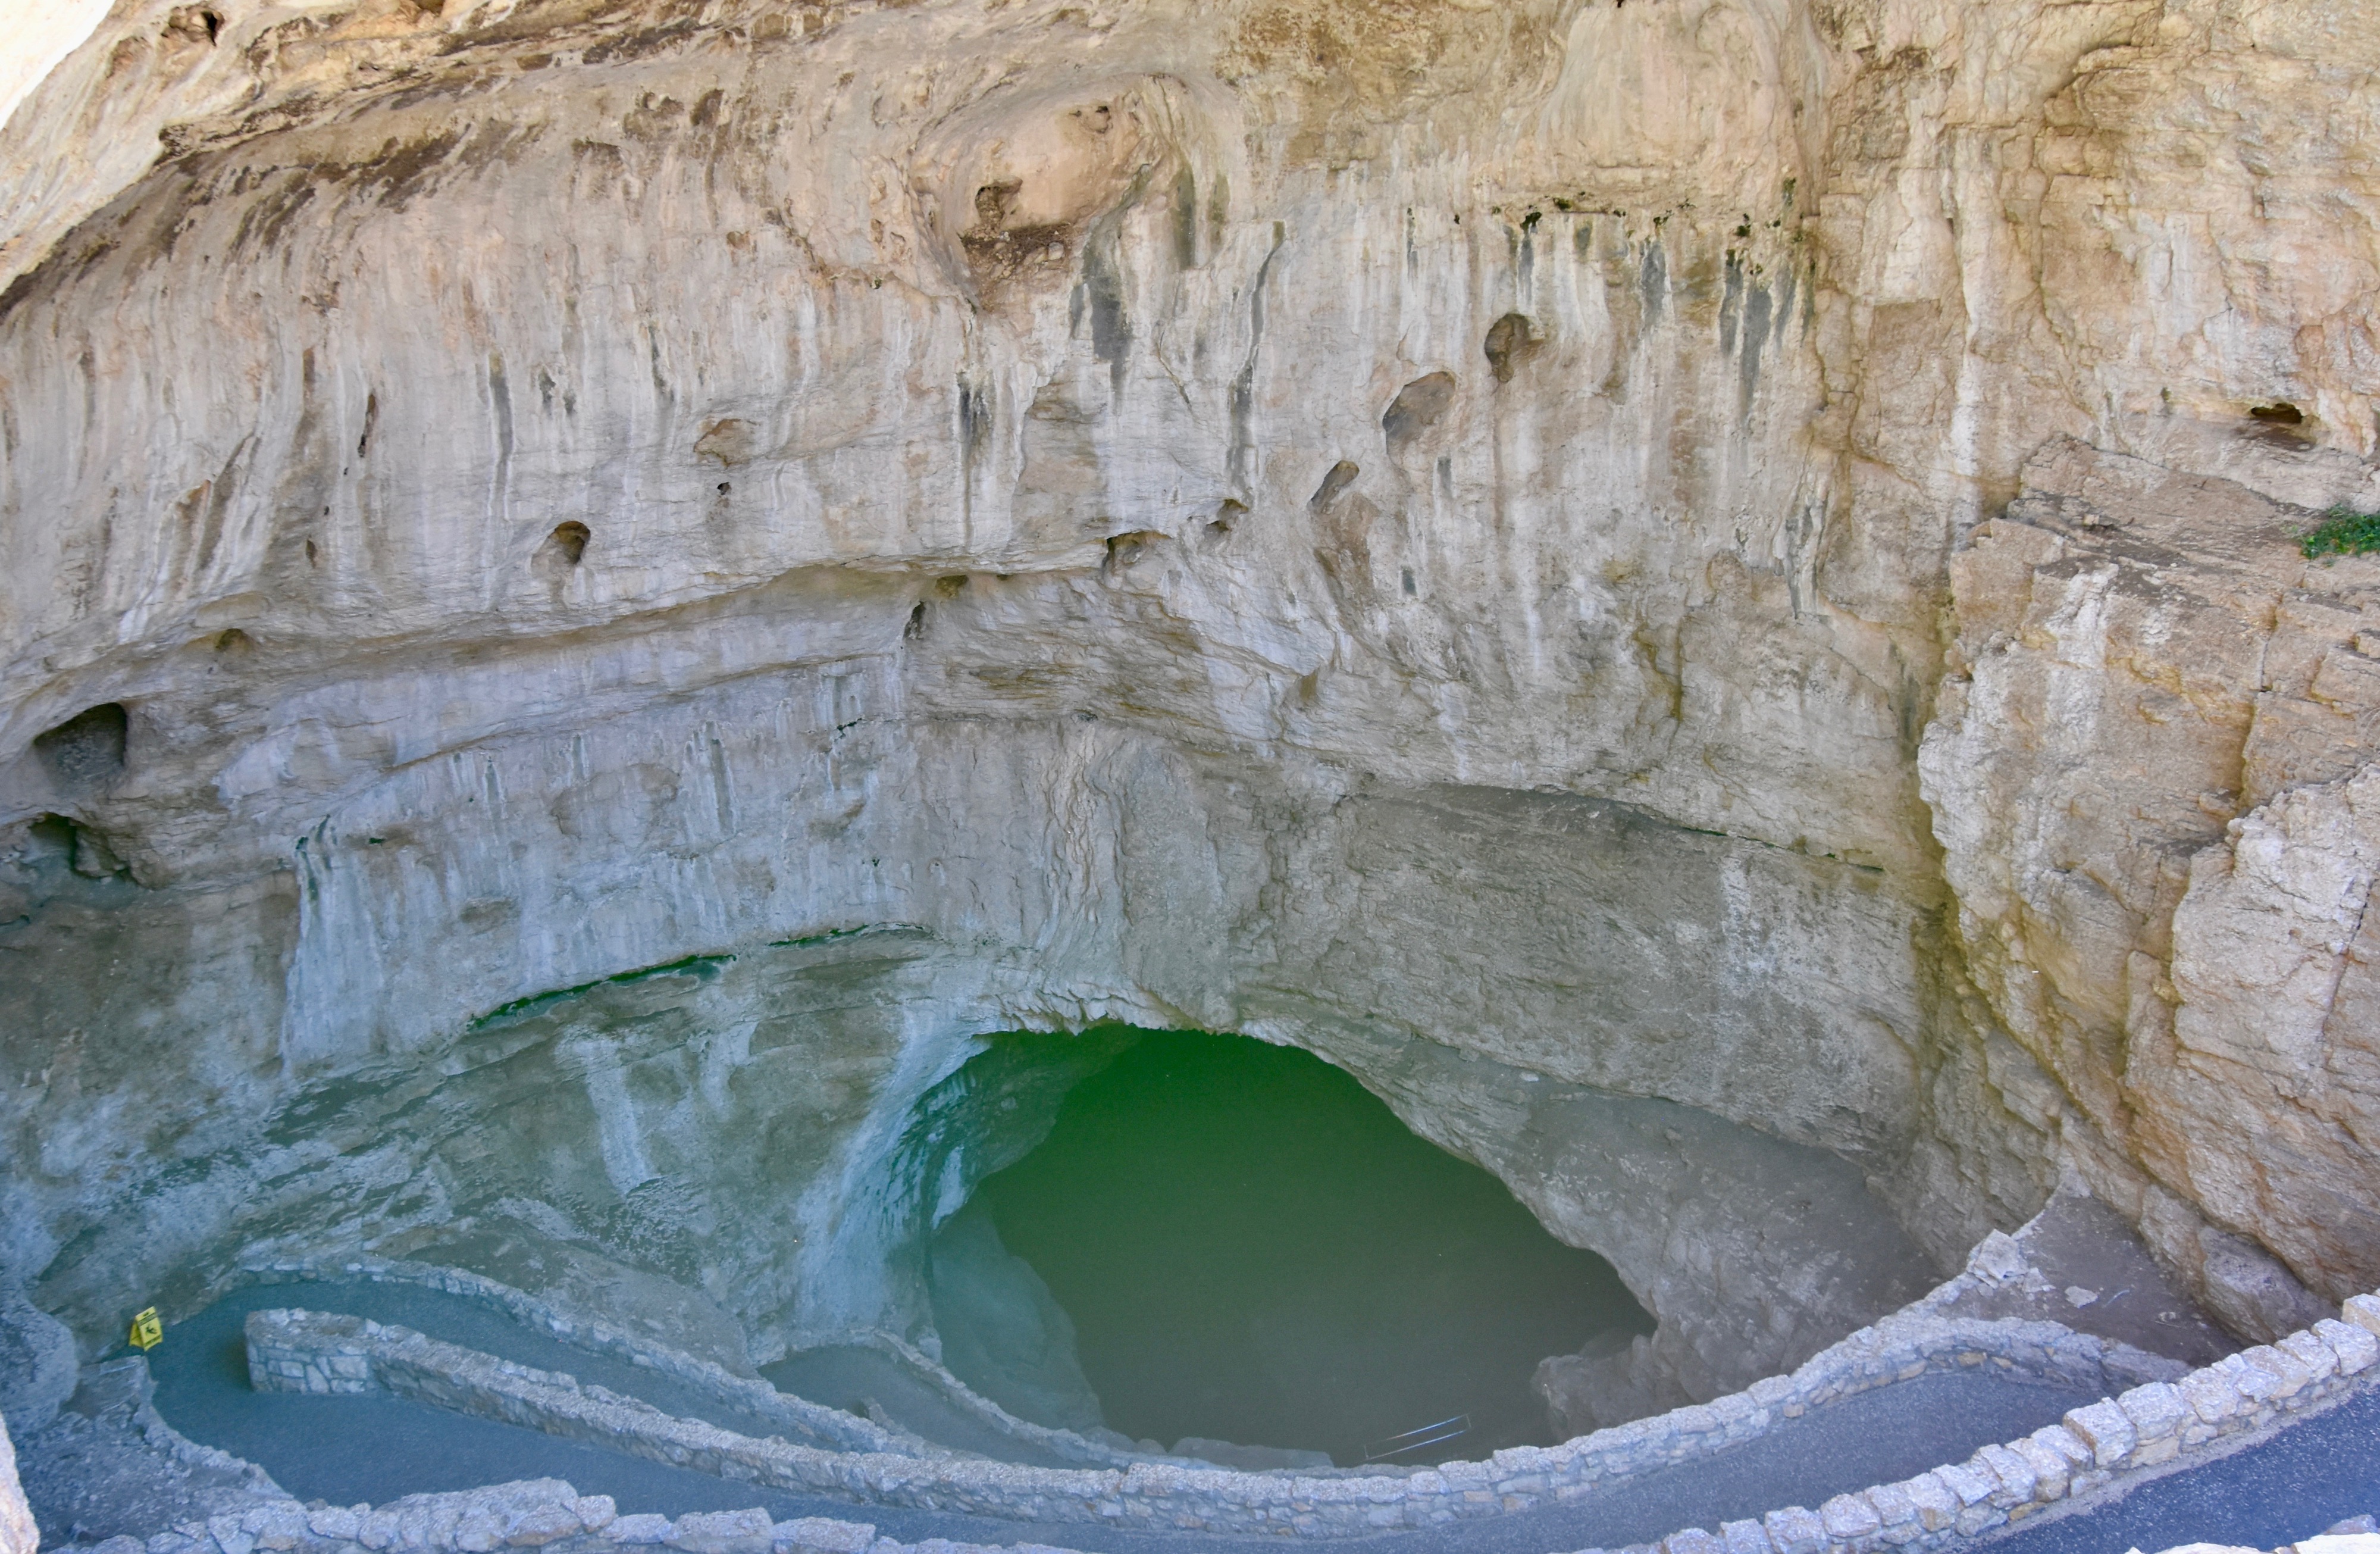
[1924,439,2380,1339]
[1,0,2377,1434]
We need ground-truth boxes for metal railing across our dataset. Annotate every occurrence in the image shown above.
[1362,1414,1471,1463]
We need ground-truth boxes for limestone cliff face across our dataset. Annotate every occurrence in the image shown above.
[1923,438,2380,1338]
[0,0,2375,1421]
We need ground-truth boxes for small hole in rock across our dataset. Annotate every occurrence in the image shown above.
[2250,402,2304,424]
[25,812,124,879]
[546,522,591,566]
[1103,531,1166,574]
[1382,372,1458,450]
[165,5,221,42]
[214,628,253,653]
[975,180,1022,229]
[25,814,77,865]
[1484,314,1539,384]
[1309,461,1360,511]
[34,704,128,791]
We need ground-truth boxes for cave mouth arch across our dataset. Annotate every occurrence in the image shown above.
[918,1027,1654,1466]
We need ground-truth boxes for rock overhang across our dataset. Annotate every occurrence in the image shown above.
[0,0,2376,1503]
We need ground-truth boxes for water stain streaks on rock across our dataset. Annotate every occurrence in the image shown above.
[1,0,2379,1540]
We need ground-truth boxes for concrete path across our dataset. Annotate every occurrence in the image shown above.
[151,1284,814,1446]
[140,1280,2380,1554]
[1978,1387,2380,1554]
[142,1371,2103,1554]
[137,1281,2116,1554]
[760,1345,1078,1467]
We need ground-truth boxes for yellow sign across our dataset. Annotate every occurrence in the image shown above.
[128,1306,162,1352]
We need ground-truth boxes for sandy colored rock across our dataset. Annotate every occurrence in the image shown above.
[1922,439,2380,1327]
[0,0,2376,1450]
[0,1412,34,1554]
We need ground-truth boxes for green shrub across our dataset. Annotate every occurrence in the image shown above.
[2300,505,2380,560]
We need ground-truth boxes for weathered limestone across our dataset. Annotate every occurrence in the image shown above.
[1923,440,2380,1328]
[1,0,2378,1478]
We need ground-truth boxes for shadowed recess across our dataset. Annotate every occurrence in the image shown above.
[960,1031,1653,1465]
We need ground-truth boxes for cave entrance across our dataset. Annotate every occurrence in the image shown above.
[926,1028,1652,1466]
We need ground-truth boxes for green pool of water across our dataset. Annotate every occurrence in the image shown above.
[962,1030,1653,1465]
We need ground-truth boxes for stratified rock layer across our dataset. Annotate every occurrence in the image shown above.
[1924,439,2380,1338]
[1,0,2376,1428]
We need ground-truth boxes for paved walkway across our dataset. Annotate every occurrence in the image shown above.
[761,1344,1078,1467]
[145,1282,2380,1554]
[1979,1387,2380,1554]
[151,1284,812,1444]
[139,1281,2113,1554]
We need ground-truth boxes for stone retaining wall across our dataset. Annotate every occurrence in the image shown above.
[232,1261,1141,1471]
[1608,1299,2380,1554]
[78,1479,903,1554]
[242,1300,2191,1538]
[69,1470,2380,1554]
[64,1289,2380,1554]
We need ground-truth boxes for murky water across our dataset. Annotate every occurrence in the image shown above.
[964,1031,1654,1465]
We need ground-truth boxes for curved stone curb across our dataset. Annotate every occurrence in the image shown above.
[1596,1298,2380,1554]
[243,1299,2183,1538]
[88,1293,2380,1554]
[80,1478,912,1554]
[231,1259,1148,1471]
[818,1327,1170,1471]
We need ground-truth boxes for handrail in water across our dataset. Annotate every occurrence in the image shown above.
[1363,1414,1471,1462]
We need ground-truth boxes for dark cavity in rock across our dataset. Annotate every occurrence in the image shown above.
[1309,461,1360,511]
[33,703,127,791]
[543,522,591,566]
[948,1030,1652,1464]
[1383,371,1458,451]
[1483,314,1538,383]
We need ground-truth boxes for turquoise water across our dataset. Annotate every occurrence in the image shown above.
[967,1031,1654,1465]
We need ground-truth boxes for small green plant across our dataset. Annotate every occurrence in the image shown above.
[2300,505,2380,561]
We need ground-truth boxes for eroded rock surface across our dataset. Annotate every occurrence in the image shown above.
[0,0,2376,1446]
[1924,440,2380,1334]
